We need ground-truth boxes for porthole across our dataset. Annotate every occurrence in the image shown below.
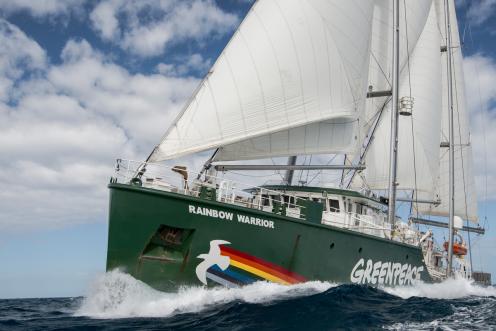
[330,243,335,249]
[358,247,362,253]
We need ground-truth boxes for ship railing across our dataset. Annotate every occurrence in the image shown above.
[112,159,399,234]
[322,211,392,238]
[112,159,308,220]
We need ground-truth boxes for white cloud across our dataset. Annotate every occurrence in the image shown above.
[464,54,496,112]
[48,40,199,148]
[471,112,496,201]
[156,53,211,76]
[463,53,496,201]
[0,0,85,19]
[0,24,200,231]
[89,0,121,40]
[0,19,46,101]
[466,0,496,26]
[90,0,238,57]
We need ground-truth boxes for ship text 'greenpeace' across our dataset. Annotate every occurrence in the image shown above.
[350,258,424,286]
[188,205,275,229]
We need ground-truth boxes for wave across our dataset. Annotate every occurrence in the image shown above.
[75,270,336,319]
[383,277,496,299]
[75,270,495,330]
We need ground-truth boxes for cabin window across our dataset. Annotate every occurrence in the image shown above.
[329,199,340,212]
[261,194,271,206]
[283,196,296,206]
[271,195,281,203]
[356,204,363,215]
[364,206,374,216]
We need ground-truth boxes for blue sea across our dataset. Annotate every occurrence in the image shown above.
[1,271,495,330]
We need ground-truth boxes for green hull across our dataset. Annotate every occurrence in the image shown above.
[106,183,431,289]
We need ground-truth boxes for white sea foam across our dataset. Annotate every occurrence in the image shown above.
[75,270,336,319]
[382,277,496,330]
[76,270,495,319]
[383,277,496,300]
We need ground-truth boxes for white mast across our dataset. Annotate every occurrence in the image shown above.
[445,0,455,277]
[387,0,400,226]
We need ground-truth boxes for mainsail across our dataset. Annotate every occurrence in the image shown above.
[149,0,374,162]
[217,0,433,162]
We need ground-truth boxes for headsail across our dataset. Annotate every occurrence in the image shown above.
[149,0,374,162]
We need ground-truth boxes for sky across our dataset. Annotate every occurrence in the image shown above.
[0,0,495,299]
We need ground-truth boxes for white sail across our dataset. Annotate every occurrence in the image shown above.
[220,0,435,163]
[215,119,357,161]
[360,2,442,198]
[149,0,374,162]
[361,0,433,141]
[417,0,478,222]
[366,0,433,96]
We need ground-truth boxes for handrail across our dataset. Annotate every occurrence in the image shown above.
[113,159,307,218]
[113,159,397,230]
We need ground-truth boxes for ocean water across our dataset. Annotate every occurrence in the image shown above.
[1,271,495,331]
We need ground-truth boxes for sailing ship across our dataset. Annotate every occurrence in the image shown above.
[106,0,489,289]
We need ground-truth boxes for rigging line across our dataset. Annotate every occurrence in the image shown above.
[307,154,338,185]
[369,51,393,89]
[463,21,490,274]
[340,154,347,187]
[345,99,389,189]
[468,24,489,231]
[270,157,285,182]
[305,155,312,184]
[461,12,468,46]
[451,22,473,272]
[297,156,307,184]
[151,0,260,158]
[403,0,419,220]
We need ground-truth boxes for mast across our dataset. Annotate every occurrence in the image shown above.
[445,0,455,277]
[387,0,400,226]
[284,156,297,185]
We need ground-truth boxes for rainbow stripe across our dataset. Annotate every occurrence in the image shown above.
[205,245,306,287]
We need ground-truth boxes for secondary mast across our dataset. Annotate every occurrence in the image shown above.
[445,0,456,277]
[387,0,400,227]
[284,156,298,185]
